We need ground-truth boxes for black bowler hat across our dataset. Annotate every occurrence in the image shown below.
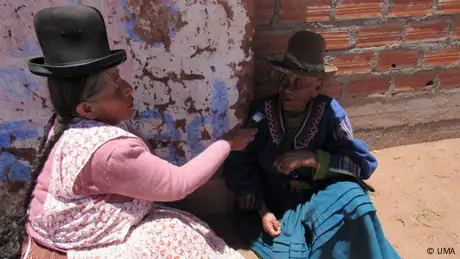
[28,5,126,77]
[267,30,337,77]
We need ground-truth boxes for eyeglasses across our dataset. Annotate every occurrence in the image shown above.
[268,67,320,90]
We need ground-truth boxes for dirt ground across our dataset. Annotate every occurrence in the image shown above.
[368,138,460,258]
[233,138,460,259]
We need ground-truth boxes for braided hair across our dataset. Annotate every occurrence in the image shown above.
[0,72,106,259]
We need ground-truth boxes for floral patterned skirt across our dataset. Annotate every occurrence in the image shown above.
[67,204,244,259]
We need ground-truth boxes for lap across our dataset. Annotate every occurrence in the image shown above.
[235,181,398,258]
[59,204,243,259]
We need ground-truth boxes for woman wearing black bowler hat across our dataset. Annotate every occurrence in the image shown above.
[0,5,256,259]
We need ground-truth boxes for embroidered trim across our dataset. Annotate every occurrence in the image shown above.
[337,116,353,140]
[294,100,313,148]
[236,194,255,209]
[295,101,326,149]
[339,156,353,172]
[265,96,326,149]
[265,99,283,145]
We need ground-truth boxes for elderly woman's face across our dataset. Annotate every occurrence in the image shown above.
[77,68,135,125]
[95,68,135,124]
[274,71,323,112]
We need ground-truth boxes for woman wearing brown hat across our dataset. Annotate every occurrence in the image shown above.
[223,31,399,258]
[0,5,256,259]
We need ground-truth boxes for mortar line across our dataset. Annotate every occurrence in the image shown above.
[432,0,439,15]
[387,75,395,95]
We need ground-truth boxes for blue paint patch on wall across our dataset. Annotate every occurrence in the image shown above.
[0,68,39,98]
[0,120,39,148]
[8,43,41,58]
[6,5,41,58]
[118,0,178,47]
[137,110,182,141]
[210,80,230,139]
[0,152,31,181]
[68,0,79,5]
[0,79,229,171]
[162,2,179,39]
[118,0,141,41]
[186,117,206,155]
[186,81,230,156]
[17,5,29,19]
[136,107,186,164]
[135,80,229,163]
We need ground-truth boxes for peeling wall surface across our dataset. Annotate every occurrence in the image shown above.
[0,0,252,181]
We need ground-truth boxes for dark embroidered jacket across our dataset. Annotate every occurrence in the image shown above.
[223,94,378,211]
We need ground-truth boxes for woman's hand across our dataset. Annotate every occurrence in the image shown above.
[274,150,318,175]
[221,125,258,151]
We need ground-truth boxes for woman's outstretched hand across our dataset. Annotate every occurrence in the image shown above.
[221,125,258,151]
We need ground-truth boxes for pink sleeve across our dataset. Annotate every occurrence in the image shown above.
[74,137,231,202]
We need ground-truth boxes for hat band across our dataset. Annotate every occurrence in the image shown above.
[285,52,325,73]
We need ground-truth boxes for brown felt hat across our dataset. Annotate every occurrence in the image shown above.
[267,30,337,77]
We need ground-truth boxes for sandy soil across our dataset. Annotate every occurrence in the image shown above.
[227,138,460,258]
[368,138,460,258]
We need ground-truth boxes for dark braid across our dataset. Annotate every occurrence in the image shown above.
[22,116,71,210]
[36,113,57,152]
[0,115,70,259]
[0,72,105,258]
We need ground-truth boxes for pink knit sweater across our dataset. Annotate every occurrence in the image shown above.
[27,127,231,250]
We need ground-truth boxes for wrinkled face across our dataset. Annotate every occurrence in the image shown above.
[76,68,134,125]
[274,70,323,112]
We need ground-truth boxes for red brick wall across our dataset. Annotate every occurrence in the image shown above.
[251,0,460,100]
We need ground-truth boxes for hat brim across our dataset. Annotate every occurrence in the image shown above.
[267,59,337,77]
[28,49,127,77]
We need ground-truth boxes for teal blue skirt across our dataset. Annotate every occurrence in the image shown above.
[248,181,400,259]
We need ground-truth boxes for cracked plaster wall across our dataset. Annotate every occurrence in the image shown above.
[0,0,253,181]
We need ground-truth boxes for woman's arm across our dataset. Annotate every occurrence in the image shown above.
[222,102,266,212]
[74,137,231,202]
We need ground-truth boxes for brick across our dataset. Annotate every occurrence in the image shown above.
[452,19,460,40]
[254,55,270,84]
[405,20,449,43]
[424,47,460,67]
[347,76,390,97]
[335,0,383,20]
[356,23,402,48]
[254,0,275,26]
[330,52,374,75]
[438,0,460,15]
[376,51,419,71]
[252,31,293,54]
[393,73,436,93]
[388,0,433,17]
[313,29,350,50]
[439,69,460,89]
[321,79,342,99]
[279,0,330,23]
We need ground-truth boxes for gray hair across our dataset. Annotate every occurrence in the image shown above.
[80,71,107,103]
